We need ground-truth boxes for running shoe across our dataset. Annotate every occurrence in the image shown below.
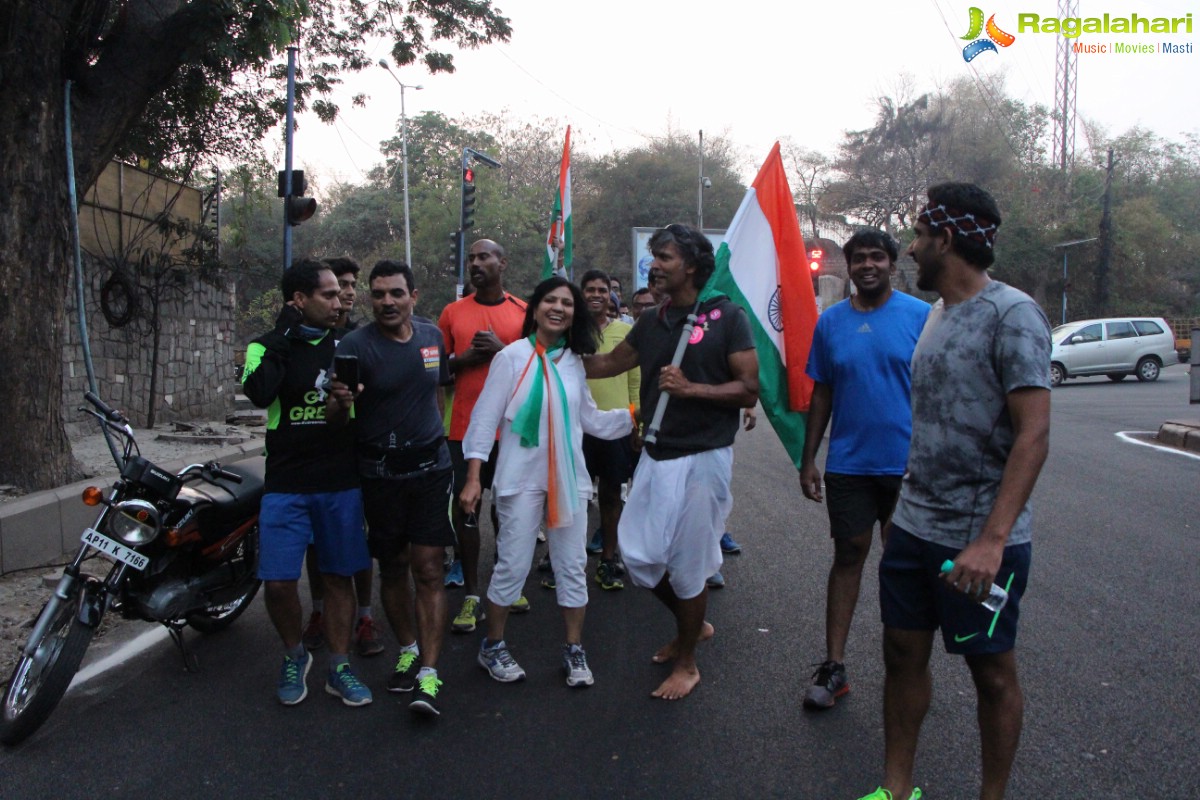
[562,643,594,688]
[594,559,625,591]
[387,649,420,693]
[509,594,531,614]
[452,596,484,632]
[804,660,850,709]
[409,673,443,717]
[706,570,726,589]
[302,611,325,651]
[478,640,526,682]
[444,559,465,588]
[540,572,557,590]
[856,788,922,800]
[277,651,313,705]
[355,616,385,657]
[537,551,553,572]
[586,527,604,555]
[719,532,742,554]
[325,663,373,707]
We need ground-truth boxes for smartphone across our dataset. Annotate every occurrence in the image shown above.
[333,354,359,390]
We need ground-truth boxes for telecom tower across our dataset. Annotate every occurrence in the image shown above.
[1052,0,1079,172]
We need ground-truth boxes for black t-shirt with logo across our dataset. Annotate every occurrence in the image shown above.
[627,295,755,461]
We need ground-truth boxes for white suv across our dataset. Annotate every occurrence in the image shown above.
[1049,317,1178,386]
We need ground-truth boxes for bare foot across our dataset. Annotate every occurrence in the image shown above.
[650,621,715,663]
[651,664,701,700]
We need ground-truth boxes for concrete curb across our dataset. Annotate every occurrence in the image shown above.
[1156,419,1200,454]
[0,443,264,576]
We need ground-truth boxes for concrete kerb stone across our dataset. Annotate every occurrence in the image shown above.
[1157,419,1200,454]
[0,442,265,577]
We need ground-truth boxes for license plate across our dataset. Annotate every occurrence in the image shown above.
[81,528,150,571]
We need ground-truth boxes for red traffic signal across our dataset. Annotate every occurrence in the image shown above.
[808,248,823,272]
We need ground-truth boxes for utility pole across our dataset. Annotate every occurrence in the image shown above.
[697,130,704,230]
[1095,148,1115,314]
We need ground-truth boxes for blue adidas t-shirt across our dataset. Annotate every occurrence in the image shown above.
[805,291,930,475]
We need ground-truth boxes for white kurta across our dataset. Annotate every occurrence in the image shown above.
[463,338,632,500]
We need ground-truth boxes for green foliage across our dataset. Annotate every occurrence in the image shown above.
[106,0,513,177]
[574,131,746,286]
[823,74,1200,318]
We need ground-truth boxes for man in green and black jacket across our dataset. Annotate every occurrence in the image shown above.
[242,260,373,708]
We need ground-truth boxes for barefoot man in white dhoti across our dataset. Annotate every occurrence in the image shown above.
[585,223,758,700]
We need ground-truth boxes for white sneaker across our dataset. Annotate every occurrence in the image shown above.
[478,640,526,683]
[562,643,594,687]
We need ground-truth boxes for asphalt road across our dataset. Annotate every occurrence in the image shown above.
[1,364,1196,799]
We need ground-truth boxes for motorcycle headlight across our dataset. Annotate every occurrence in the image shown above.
[107,499,161,546]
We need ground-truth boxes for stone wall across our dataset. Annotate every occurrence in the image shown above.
[62,262,238,433]
[60,161,237,433]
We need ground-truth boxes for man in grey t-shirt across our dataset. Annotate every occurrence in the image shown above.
[859,183,1051,800]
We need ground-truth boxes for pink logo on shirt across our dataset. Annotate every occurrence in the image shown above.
[710,308,722,321]
[689,326,705,345]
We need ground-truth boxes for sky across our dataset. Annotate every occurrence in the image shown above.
[290,0,1199,188]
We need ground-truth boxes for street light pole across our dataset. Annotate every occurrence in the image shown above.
[379,61,423,267]
[1053,237,1098,325]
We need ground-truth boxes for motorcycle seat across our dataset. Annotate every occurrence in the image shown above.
[184,457,266,523]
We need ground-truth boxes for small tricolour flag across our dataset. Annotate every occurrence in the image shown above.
[542,126,573,280]
[706,142,818,468]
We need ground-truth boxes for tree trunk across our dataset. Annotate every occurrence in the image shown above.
[0,6,80,490]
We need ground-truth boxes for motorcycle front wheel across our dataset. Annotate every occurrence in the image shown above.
[0,595,95,746]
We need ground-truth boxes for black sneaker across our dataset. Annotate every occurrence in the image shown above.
[803,660,849,709]
[387,649,419,693]
[409,672,443,717]
[594,559,624,590]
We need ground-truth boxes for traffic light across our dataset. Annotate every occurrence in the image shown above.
[461,167,477,230]
[808,248,823,294]
[278,169,317,226]
[448,231,460,265]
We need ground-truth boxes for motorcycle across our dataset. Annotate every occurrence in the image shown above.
[0,392,264,745]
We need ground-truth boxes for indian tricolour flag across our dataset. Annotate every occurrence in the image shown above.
[706,142,817,469]
[542,126,573,280]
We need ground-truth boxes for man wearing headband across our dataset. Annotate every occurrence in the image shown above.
[857,183,1051,800]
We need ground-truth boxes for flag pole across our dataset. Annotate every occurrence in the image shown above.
[642,295,705,445]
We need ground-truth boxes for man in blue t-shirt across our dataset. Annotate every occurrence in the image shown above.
[799,229,930,710]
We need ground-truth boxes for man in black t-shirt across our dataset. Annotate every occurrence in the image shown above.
[585,224,759,701]
[328,260,455,718]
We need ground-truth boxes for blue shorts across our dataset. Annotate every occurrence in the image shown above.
[258,489,370,580]
[879,525,1030,655]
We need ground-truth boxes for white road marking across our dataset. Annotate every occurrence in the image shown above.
[68,626,170,689]
[1116,431,1200,461]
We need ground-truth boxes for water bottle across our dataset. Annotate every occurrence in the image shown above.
[940,559,1008,613]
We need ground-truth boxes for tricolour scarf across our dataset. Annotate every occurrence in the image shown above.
[509,336,579,528]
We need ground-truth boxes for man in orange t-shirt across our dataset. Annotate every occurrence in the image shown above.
[438,239,527,634]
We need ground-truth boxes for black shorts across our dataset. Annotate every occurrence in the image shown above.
[362,469,456,560]
[824,472,903,539]
[583,434,634,486]
[449,439,498,493]
[879,525,1030,655]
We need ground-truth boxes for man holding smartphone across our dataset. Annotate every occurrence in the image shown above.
[242,260,373,708]
[328,260,455,717]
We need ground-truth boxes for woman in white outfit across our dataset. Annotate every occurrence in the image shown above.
[460,277,634,687]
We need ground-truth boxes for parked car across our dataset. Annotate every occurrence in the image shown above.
[1049,317,1179,386]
